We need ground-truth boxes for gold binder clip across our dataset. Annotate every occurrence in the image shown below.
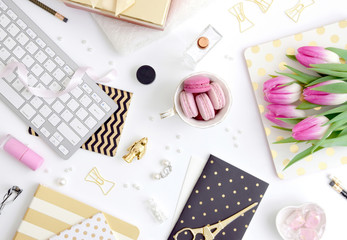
[85,167,115,195]
[285,0,315,23]
[229,2,254,33]
[247,0,273,13]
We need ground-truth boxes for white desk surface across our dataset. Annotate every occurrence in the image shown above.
[1,0,347,239]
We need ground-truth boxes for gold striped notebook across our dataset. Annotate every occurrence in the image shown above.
[28,84,132,157]
[13,185,140,240]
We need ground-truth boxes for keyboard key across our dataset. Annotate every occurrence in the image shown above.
[0,28,7,41]
[40,73,53,85]
[21,88,33,100]
[45,47,55,57]
[52,101,64,113]
[49,136,59,146]
[100,102,111,112]
[58,145,69,155]
[22,54,35,68]
[40,127,50,137]
[20,103,35,119]
[59,93,71,103]
[43,59,56,72]
[82,84,92,94]
[31,64,44,76]
[53,132,64,142]
[57,122,81,146]
[31,114,45,128]
[0,14,10,27]
[4,71,15,82]
[70,118,88,137]
[70,87,83,98]
[3,37,16,50]
[39,104,52,117]
[0,79,25,108]
[36,38,46,48]
[30,96,43,109]
[54,56,64,66]
[0,47,10,60]
[61,109,73,122]
[12,79,24,91]
[52,68,64,81]
[80,95,92,107]
[89,104,105,120]
[13,45,25,58]
[49,82,61,92]
[25,41,38,54]
[16,32,29,45]
[7,10,17,20]
[76,108,88,120]
[7,23,19,37]
[16,19,27,29]
[48,113,61,126]
[63,65,73,76]
[67,99,79,111]
[35,50,47,63]
[91,93,101,103]
[26,28,36,39]
[85,116,97,129]
[28,74,38,86]
[0,0,8,10]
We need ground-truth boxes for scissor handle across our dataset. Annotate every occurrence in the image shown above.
[173,227,203,240]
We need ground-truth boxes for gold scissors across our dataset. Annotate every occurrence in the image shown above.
[173,202,258,240]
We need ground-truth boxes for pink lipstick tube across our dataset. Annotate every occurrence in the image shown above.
[1,134,44,170]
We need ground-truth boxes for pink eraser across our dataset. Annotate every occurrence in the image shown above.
[286,210,305,230]
[305,210,321,228]
[3,135,44,171]
[298,228,319,240]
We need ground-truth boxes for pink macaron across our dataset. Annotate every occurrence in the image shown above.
[207,82,226,110]
[195,93,215,121]
[184,76,211,93]
[179,91,198,118]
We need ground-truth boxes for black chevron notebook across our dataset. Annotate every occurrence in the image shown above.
[168,154,269,240]
[28,84,132,157]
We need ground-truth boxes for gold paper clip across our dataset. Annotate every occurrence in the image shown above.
[173,202,258,240]
[229,2,254,33]
[247,0,273,13]
[85,167,115,195]
[285,0,315,23]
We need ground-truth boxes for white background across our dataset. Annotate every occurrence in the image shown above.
[1,0,347,239]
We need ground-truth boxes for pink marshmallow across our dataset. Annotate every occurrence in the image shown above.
[305,210,321,229]
[298,228,319,240]
[286,210,305,230]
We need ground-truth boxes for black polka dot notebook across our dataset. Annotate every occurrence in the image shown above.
[168,154,269,240]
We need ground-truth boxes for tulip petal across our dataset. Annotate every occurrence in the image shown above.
[264,111,291,128]
[296,53,326,68]
[266,104,305,118]
[292,116,330,141]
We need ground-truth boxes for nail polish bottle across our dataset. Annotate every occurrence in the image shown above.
[0,134,44,171]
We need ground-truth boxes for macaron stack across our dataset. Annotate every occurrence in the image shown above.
[179,76,226,121]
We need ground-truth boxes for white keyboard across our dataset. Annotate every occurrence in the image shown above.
[0,0,118,159]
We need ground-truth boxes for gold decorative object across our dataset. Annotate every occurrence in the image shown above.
[285,0,315,23]
[247,0,273,13]
[229,2,254,33]
[122,137,148,163]
[85,167,115,195]
[173,202,258,240]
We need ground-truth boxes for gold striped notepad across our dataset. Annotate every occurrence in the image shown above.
[13,185,140,240]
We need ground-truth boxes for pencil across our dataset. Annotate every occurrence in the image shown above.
[28,0,68,23]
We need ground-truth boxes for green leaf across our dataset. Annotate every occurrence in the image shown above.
[286,54,297,61]
[273,137,299,144]
[326,47,347,60]
[285,65,318,81]
[283,145,323,170]
[269,74,278,78]
[275,71,310,84]
[276,117,304,124]
[326,111,347,125]
[310,68,347,78]
[318,103,347,116]
[320,134,347,147]
[271,126,292,131]
[312,82,347,93]
[296,101,321,110]
[338,127,347,136]
[306,76,342,87]
[311,63,347,72]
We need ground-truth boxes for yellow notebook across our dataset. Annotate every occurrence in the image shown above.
[13,185,139,240]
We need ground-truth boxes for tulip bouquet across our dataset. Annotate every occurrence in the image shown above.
[263,46,347,170]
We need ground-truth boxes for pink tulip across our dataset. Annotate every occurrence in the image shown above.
[292,116,330,141]
[303,80,347,105]
[265,104,305,128]
[263,76,302,104]
[296,46,340,68]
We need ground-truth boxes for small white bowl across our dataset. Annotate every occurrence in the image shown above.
[276,203,326,240]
